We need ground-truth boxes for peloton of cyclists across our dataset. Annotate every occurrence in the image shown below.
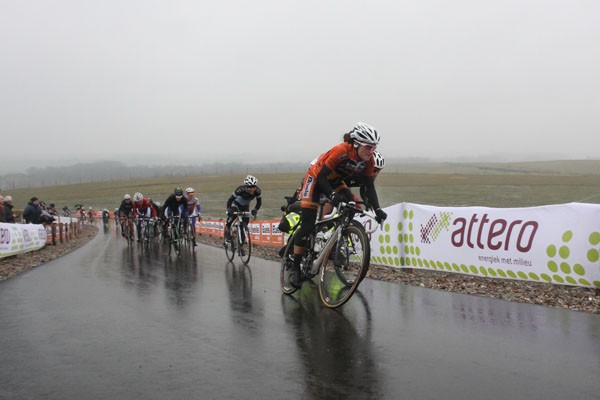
[224,175,262,244]
[283,122,388,288]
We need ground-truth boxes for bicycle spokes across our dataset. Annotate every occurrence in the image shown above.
[318,222,370,308]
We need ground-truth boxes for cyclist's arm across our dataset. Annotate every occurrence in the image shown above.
[316,165,336,198]
[254,196,262,211]
[363,176,381,210]
[226,194,235,209]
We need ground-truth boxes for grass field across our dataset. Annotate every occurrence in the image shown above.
[5,160,600,220]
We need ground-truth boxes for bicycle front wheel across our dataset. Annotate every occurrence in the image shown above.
[172,224,182,256]
[224,227,236,261]
[318,222,370,308]
[238,226,251,265]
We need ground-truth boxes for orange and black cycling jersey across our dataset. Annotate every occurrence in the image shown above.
[308,142,376,182]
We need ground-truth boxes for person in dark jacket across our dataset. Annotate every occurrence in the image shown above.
[0,196,6,223]
[3,196,15,223]
[23,197,43,224]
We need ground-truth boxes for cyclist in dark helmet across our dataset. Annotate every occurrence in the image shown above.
[163,187,188,219]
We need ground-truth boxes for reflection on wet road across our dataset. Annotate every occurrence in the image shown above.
[1,227,599,399]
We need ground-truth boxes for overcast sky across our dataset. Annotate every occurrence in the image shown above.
[1,0,599,171]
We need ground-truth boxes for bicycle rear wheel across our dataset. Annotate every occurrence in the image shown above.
[238,226,251,265]
[280,233,299,295]
[224,226,236,261]
[123,222,133,246]
[142,221,151,250]
[318,222,370,308]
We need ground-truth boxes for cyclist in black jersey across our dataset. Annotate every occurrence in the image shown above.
[118,194,135,238]
[163,187,188,218]
[224,175,262,243]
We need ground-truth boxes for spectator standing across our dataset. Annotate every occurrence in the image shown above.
[4,196,15,223]
[23,197,43,224]
[0,196,5,223]
[47,203,58,216]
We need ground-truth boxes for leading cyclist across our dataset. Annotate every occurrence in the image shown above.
[224,175,262,244]
[284,122,388,288]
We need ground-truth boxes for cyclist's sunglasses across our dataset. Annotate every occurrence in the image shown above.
[358,142,377,151]
[247,185,257,189]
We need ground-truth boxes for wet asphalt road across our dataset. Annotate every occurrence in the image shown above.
[1,226,599,400]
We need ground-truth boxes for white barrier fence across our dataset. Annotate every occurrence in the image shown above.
[362,202,600,288]
[0,223,47,258]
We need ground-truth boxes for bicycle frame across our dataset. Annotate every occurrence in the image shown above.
[281,200,379,307]
[224,211,253,264]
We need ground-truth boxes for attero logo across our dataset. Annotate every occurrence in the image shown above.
[0,228,10,244]
[451,213,539,252]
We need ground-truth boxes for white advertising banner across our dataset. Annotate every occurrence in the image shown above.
[0,223,47,258]
[367,202,600,288]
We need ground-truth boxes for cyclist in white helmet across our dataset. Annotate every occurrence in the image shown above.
[185,187,202,247]
[284,122,388,288]
[132,192,157,242]
[224,175,262,244]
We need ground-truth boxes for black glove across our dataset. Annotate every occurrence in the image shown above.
[227,207,235,216]
[375,208,387,224]
[251,209,258,217]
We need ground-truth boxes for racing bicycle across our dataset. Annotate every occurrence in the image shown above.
[280,200,379,308]
[164,215,184,256]
[224,211,253,265]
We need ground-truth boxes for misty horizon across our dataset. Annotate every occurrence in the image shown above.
[2,1,599,169]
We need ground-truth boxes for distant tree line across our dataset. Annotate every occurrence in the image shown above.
[0,161,307,190]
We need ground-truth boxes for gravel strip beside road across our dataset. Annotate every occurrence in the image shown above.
[197,234,600,314]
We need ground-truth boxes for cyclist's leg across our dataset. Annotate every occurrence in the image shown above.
[191,215,197,246]
[224,215,235,242]
[286,207,317,288]
[240,210,250,243]
[128,214,134,239]
[136,218,142,241]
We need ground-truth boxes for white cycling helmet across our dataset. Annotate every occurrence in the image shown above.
[124,194,131,200]
[133,192,143,202]
[373,151,385,170]
[244,175,258,186]
[186,187,195,194]
[350,122,380,145]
